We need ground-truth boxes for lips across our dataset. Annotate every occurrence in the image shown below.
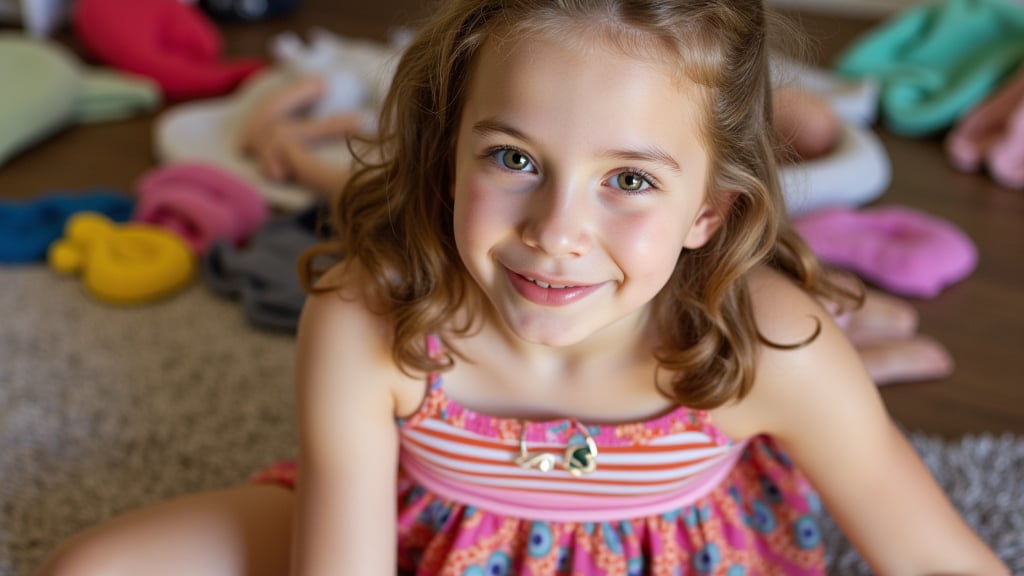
[506,269,603,306]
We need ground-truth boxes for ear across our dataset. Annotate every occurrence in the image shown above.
[682,201,727,249]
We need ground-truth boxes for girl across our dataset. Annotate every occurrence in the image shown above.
[37,0,1008,574]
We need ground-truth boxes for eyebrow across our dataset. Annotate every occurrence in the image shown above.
[472,118,683,173]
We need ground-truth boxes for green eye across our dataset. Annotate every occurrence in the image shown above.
[615,171,651,192]
[494,148,533,171]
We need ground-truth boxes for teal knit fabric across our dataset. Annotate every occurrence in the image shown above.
[836,0,1024,137]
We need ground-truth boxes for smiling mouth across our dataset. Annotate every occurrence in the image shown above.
[508,270,603,306]
[525,276,577,289]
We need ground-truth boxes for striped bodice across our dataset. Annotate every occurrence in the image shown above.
[397,370,746,522]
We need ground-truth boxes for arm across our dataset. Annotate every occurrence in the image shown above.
[714,269,1009,575]
[289,272,401,575]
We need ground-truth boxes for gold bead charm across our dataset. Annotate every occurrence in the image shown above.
[514,420,598,477]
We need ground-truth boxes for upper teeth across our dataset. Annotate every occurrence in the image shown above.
[528,277,570,289]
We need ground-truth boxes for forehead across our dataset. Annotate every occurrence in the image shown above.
[462,29,708,151]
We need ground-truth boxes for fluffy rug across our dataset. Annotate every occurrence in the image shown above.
[1,266,1021,575]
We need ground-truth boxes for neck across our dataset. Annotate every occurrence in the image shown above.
[482,304,659,380]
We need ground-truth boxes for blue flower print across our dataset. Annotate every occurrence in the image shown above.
[661,509,680,522]
[691,543,721,574]
[804,491,823,514]
[619,520,635,536]
[550,422,570,435]
[698,504,712,522]
[420,499,451,531]
[760,476,784,504]
[750,500,777,533]
[626,557,644,576]
[793,515,822,549]
[403,485,425,506]
[727,485,742,502]
[528,522,554,557]
[601,522,624,554]
[556,545,572,573]
[485,551,511,576]
[462,567,487,576]
[684,505,699,527]
[682,504,712,526]
[727,565,747,576]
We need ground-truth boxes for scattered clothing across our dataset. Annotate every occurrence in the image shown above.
[946,62,1024,189]
[794,206,978,298]
[836,0,1024,137]
[202,203,327,332]
[0,191,133,264]
[73,0,265,101]
[0,33,159,167]
[134,162,269,256]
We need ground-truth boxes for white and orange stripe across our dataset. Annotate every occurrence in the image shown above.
[399,416,748,522]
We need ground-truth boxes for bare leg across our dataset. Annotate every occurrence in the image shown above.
[35,484,292,576]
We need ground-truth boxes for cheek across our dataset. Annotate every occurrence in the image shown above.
[453,176,511,254]
[608,213,688,283]
[610,213,684,268]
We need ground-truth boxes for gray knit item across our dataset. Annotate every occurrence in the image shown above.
[0,266,1020,575]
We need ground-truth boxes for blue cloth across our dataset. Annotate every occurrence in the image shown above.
[0,191,134,263]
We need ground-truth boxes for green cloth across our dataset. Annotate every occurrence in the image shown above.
[836,0,1024,137]
[0,33,78,165]
[77,70,161,124]
[0,32,162,166]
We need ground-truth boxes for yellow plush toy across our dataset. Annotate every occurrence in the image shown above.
[48,212,194,305]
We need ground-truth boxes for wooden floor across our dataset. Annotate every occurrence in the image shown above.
[1,2,1020,438]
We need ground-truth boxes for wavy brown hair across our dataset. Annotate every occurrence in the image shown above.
[302,0,861,409]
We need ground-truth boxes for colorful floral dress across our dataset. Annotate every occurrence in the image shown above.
[254,367,826,575]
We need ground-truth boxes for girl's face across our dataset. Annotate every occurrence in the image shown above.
[452,31,721,348]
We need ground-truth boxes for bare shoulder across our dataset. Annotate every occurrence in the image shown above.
[713,270,1009,574]
[296,262,414,421]
[711,265,879,441]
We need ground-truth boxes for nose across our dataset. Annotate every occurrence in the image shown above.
[520,181,592,257]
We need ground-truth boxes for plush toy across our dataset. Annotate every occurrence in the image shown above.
[133,162,269,255]
[73,0,266,101]
[48,212,194,305]
[0,32,160,167]
[154,28,409,209]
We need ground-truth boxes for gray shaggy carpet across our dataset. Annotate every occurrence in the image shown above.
[1,266,1021,575]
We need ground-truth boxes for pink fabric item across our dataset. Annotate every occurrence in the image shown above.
[73,0,266,101]
[946,64,1024,190]
[793,206,978,298]
[135,162,268,255]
